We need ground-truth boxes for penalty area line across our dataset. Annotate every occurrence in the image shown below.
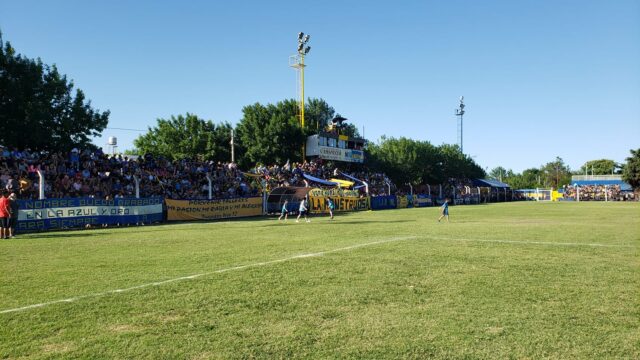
[0,235,416,315]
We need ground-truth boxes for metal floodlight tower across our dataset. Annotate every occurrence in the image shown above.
[289,32,311,160]
[455,96,466,153]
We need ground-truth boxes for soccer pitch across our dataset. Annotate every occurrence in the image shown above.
[1,202,638,359]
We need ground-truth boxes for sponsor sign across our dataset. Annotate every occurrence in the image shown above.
[17,197,163,231]
[166,197,263,221]
[317,146,364,163]
[308,188,369,213]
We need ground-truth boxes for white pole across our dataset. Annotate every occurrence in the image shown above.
[427,184,431,197]
[577,186,580,202]
[604,185,608,202]
[263,189,267,215]
[206,174,213,200]
[230,129,235,163]
[134,176,140,199]
[536,188,539,202]
[36,170,45,199]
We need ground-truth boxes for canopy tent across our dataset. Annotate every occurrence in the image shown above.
[266,186,313,213]
[472,178,511,188]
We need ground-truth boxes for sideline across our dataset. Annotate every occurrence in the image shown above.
[0,235,417,315]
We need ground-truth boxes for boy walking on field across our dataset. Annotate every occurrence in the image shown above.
[438,198,450,223]
[296,197,310,223]
[278,200,289,221]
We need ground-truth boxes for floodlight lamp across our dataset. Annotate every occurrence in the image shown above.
[298,43,304,52]
[304,46,311,54]
[298,32,304,40]
[459,96,464,102]
[303,34,310,43]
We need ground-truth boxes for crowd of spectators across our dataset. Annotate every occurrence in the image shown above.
[563,184,633,201]
[0,146,400,201]
[0,146,260,200]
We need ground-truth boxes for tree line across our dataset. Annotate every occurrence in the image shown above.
[487,154,640,190]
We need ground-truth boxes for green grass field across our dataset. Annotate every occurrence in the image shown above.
[1,202,638,359]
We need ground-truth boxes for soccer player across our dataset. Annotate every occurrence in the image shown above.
[296,197,310,223]
[278,200,289,221]
[438,198,450,223]
[327,197,335,220]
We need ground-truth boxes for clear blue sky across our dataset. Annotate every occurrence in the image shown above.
[2,0,639,173]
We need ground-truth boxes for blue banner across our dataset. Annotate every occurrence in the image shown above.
[17,197,164,232]
[415,194,433,207]
[370,195,398,210]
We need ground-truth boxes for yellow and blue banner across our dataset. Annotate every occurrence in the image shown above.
[307,188,369,213]
[166,197,263,221]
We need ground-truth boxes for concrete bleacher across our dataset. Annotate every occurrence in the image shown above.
[571,175,632,191]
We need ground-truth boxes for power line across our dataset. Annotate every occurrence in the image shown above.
[106,127,146,132]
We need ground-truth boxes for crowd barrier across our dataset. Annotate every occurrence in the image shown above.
[17,197,164,232]
[370,195,398,210]
[13,191,487,234]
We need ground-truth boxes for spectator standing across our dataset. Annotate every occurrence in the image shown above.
[8,192,18,238]
[0,191,9,239]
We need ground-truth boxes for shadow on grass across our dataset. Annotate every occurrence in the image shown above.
[18,231,103,239]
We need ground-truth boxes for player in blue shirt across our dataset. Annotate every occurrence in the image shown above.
[438,198,450,223]
[278,200,289,221]
[327,197,335,220]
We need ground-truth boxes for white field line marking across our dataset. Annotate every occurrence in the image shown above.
[422,235,637,248]
[0,235,416,315]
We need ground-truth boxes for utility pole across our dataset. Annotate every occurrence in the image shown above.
[455,96,466,153]
[290,32,311,161]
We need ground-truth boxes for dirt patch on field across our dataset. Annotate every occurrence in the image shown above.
[107,323,142,333]
[42,341,74,354]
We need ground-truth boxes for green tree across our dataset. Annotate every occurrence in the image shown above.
[303,99,361,138]
[436,144,485,181]
[489,166,508,182]
[0,33,109,151]
[235,100,304,167]
[508,168,543,189]
[122,149,140,156]
[367,137,484,186]
[622,148,640,190]
[134,113,232,161]
[580,159,619,175]
[541,157,572,189]
[304,98,335,134]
